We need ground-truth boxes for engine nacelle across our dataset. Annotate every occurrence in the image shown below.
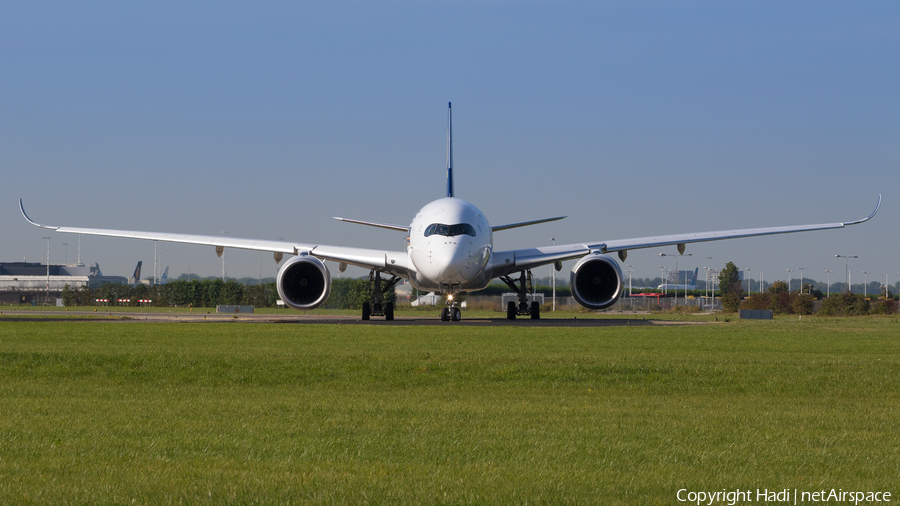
[570,253,624,310]
[276,255,331,310]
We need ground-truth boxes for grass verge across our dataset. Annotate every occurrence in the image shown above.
[1,319,898,504]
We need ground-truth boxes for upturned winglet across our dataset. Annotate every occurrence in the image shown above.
[842,194,881,226]
[19,199,58,230]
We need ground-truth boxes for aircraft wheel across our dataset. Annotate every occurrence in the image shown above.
[385,302,394,321]
[451,307,461,321]
[441,307,450,321]
[530,301,540,320]
[507,301,516,320]
[362,302,370,321]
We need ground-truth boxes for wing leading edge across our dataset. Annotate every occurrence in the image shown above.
[19,199,410,278]
[491,195,881,278]
[593,194,881,254]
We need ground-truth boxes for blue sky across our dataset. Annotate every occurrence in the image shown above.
[2,1,898,287]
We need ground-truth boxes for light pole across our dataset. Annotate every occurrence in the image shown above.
[42,236,51,304]
[760,270,764,293]
[797,267,806,294]
[62,243,68,265]
[703,267,710,303]
[625,264,634,296]
[659,265,667,295]
[836,255,857,293]
[706,256,713,298]
[551,238,556,311]
[625,264,634,310]
[786,269,792,292]
[745,268,752,296]
[710,267,719,310]
[660,253,691,306]
[862,271,869,298]
[221,231,230,281]
[825,270,833,297]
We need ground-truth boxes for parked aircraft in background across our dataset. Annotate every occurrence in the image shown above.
[128,261,143,285]
[20,104,880,321]
[659,268,699,291]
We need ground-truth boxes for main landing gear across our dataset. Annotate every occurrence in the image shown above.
[499,270,540,320]
[362,270,401,321]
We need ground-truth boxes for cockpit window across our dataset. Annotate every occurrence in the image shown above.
[424,223,476,238]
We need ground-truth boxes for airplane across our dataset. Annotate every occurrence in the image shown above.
[128,261,143,284]
[658,268,699,291]
[159,266,169,285]
[19,103,881,322]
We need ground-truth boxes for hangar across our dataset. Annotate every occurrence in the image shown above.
[0,262,127,305]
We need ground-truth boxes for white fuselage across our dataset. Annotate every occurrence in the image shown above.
[406,197,493,292]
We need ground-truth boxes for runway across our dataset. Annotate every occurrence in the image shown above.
[0,310,704,327]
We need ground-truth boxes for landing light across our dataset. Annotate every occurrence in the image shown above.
[448,295,453,301]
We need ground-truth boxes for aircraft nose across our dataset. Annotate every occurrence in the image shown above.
[433,241,481,283]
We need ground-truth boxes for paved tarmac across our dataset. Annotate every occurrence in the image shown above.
[0,309,702,327]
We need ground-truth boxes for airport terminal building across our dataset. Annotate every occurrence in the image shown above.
[0,262,127,305]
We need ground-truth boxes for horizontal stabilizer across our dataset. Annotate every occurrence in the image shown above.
[333,217,408,232]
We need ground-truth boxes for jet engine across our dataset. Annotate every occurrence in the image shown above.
[570,253,624,310]
[276,254,331,310]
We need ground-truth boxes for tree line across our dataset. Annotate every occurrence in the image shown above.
[62,278,394,309]
[718,261,897,315]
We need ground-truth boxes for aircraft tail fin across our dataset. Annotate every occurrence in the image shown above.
[160,266,169,284]
[693,267,699,284]
[133,261,142,281]
[446,102,454,198]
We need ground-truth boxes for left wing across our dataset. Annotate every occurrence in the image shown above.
[19,199,410,278]
[490,195,881,278]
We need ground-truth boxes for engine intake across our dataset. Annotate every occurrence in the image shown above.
[570,253,624,310]
[276,255,331,310]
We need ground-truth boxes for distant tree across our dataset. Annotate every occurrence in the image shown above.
[819,293,869,316]
[791,293,815,315]
[62,285,74,306]
[718,262,741,295]
[718,262,743,312]
[741,292,772,311]
[767,280,788,294]
[801,283,824,299]
[871,298,897,315]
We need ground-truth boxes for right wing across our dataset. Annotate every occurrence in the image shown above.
[588,194,881,255]
[19,199,411,278]
[490,195,881,279]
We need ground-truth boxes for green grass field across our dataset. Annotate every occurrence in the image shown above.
[1,318,898,504]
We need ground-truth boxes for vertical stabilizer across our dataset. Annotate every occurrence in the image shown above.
[692,267,699,285]
[129,261,143,283]
[446,102,454,198]
[160,266,169,285]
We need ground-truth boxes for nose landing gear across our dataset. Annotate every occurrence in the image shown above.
[440,306,462,321]
[439,285,463,322]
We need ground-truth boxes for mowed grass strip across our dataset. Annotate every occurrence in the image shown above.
[0,319,898,504]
